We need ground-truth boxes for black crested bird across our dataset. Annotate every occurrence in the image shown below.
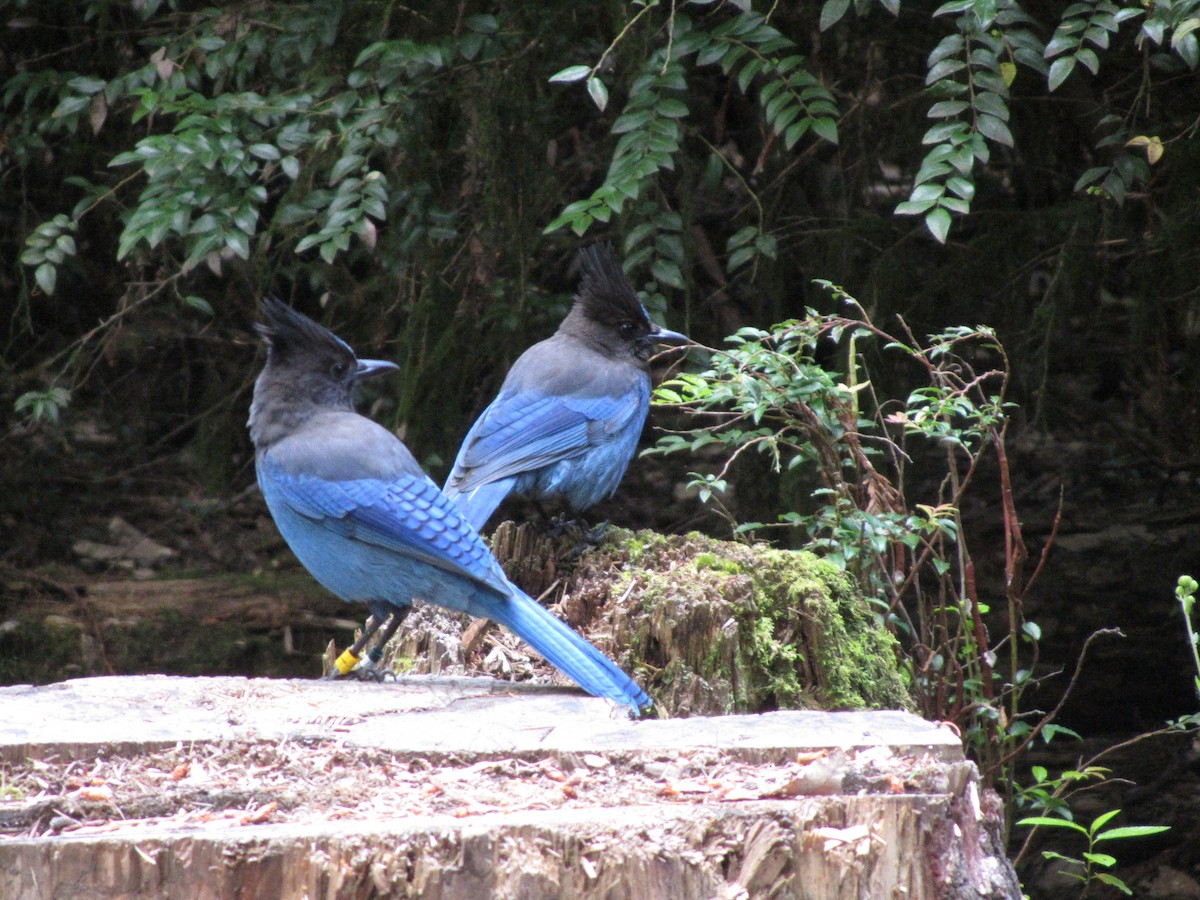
[248,297,650,710]
[443,243,688,530]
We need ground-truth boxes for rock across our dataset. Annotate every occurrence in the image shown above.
[71,516,177,570]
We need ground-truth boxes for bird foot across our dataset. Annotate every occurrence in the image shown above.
[323,663,396,682]
[581,521,611,546]
[562,520,611,559]
[542,512,584,538]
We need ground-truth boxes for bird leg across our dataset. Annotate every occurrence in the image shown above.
[364,605,410,668]
[329,604,410,680]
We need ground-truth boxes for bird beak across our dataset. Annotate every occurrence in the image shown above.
[651,326,689,346]
[356,358,400,379]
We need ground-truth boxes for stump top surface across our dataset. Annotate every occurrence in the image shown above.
[0,676,1023,899]
[0,674,959,763]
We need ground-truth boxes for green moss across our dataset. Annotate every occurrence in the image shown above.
[591,529,910,717]
[390,655,418,675]
[695,552,742,575]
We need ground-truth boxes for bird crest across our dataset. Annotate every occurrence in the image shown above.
[576,243,649,328]
[255,296,356,365]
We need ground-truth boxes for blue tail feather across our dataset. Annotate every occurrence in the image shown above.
[449,477,515,532]
[486,586,651,713]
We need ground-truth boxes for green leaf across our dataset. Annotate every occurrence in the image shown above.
[466,13,498,34]
[783,119,810,149]
[586,77,608,112]
[1076,47,1100,75]
[249,143,281,161]
[933,0,975,15]
[1073,165,1109,190]
[1017,816,1088,833]
[1175,32,1200,68]
[820,0,851,31]
[728,245,755,271]
[651,258,685,289]
[976,114,1013,147]
[927,59,966,84]
[35,262,57,295]
[1091,873,1133,895]
[569,213,593,236]
[928,34,965,66]
[925,206,952,243]
[225,229,250,259]
[1042,724,1082,745]
[613,108,653,134]
[68,75,108,95]
[1090,808,1122,833]
[656,98,689,119]
[738,58,764,94]
[911,183,946,203]
[811,117,838,144]
[974,91,1009,120]
[1048,56,1076,91]
[1173,17,1200,50]
[1093,825,1171,841]
[295,233,324,254]
[696,41,729,68]
[945,176,975,200]
[895,198,936,216]
[183,295,215,316]
[329,153,364,184]
[52,95,91,118]
[732,226,762,250]
[549,65,591,84]
[928,100,969,118]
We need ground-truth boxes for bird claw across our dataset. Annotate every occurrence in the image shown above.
[543,512,584,537]
[581,521,611,546]
[562,520,611,559]
[324,662,396,683]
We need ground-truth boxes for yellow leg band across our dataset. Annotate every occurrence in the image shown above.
[334,647,361,675]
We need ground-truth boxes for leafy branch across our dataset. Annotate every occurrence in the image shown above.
[546,6,839,301]
[894,1,1037,243]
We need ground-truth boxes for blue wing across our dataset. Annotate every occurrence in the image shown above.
[448,391,635,492]
[445,386,648,532]
[259,453,500,591]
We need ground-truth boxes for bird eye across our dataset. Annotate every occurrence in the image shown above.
[331,361,348,377]
[619,321,639,338]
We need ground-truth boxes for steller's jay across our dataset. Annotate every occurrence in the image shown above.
[248,298,650,712]
[443,243,688,531]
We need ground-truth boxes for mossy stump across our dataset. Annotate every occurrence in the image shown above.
[491,525,911,718]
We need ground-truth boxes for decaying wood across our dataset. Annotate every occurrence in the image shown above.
[0,675,1021,899]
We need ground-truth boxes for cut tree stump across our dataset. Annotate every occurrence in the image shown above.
[0,675,1020,899]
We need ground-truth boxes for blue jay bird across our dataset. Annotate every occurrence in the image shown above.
[248,298,650,712]
[444,243,688,531]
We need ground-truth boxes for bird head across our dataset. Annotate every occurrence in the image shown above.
[253,298,398,415]
[572,243,689,361]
